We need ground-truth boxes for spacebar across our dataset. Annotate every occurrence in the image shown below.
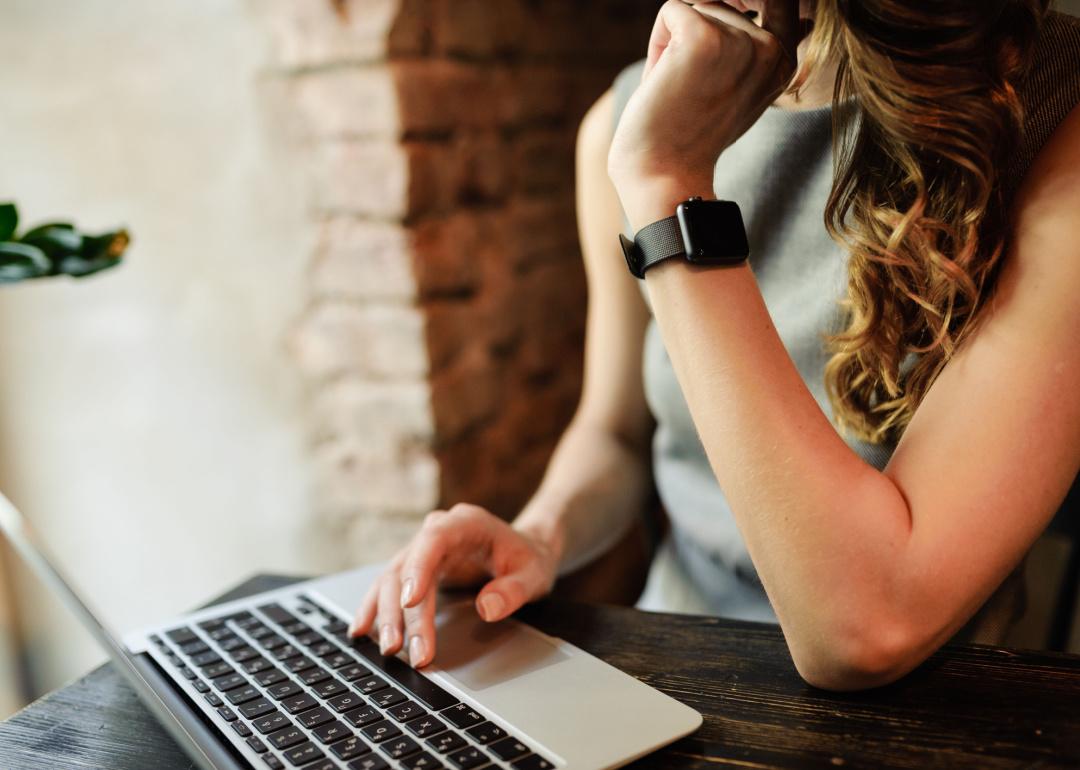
[348,637,459,711]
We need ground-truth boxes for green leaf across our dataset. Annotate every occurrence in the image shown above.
[21,221,74,240]
[0,241,51,283]
[20,226,84,263]
[56,254,121,278]
[0,203,17,242]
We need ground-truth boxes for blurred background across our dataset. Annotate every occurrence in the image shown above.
[1,0,1078,720]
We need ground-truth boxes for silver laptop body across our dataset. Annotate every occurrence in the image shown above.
[1,491,701,770]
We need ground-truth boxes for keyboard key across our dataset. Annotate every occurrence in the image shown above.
[282,693,319,715]
[327,692,365,713]
[331,736,371,761]
[347,756,389,770]
[198,617,228,632]
[511,754,555,770]
[282,620,309,635]
[324,619,348,634]
[283,741,324,766]
[311,718,350,744]
[284,656,316,674]
[166,627,198,645]
[401,752,446,770]
[295,631,324,646]
[312,678,348,699]
[343,705,382,727]
[339,663,370,682]
[388,700,426,722]
[299,667,331,686]
[488,737,529,761]
[267,681,304,701]
[201,661,234,678]
[268,725,307,750]
[246,736,269,753]
[380,735,421,760]
[466,721,506,745]
[309,641,337,657]
[273,645,303,662]
[347,638,459,711]
[441,704,484,729]
[217,706,238,722]
[263,755,285,769]
[239,698,277,720]
[209,627,236,642]
[231,721,253,737]
[296,706,335,729]
[226,685,262,706]
[252,710,290,734]
[218,636,245,652]
[203,692,224,708]
[361,720,402,743]
[355,675,389,695]
[212,673,248,692]
[248,624,274,640]
[307,761,337,770]
[446,747,488,769]
[405,715,447,738]
[254,668,289,688]
[243,657,274,675]
[193,679,210,694]
[232,611,257,628]
[180,639,210,656]
[230,647,260,664]
[371,688,407,709]
[190,651,222,667]
[322,652,353,670]
[258,603,295,624]
[425,731,467,754]
[260,634,289,650]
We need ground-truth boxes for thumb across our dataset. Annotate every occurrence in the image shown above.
[475,567,546,622]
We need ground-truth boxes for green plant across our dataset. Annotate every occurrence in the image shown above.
[0,202,128,283]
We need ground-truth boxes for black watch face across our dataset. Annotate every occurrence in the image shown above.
[676,199,749,262]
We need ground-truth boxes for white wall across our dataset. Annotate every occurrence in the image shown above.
[0,0,319,702]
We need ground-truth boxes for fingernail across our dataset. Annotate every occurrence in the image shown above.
[347,621,358,637]
[379,625,395,654]
[409,635,426,667]
[400,578,415,607]
[478,593,505,622]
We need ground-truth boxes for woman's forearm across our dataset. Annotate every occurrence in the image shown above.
[513,418,653,576]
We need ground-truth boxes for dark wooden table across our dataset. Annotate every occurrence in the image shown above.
[2,574,1078,769]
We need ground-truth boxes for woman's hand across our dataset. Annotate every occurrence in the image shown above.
[608,0,801,230]
[348,503,560,668]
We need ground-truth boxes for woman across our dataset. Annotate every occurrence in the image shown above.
[350,0,1080,690]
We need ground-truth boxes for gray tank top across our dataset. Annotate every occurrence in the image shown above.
[611,12,1080,628]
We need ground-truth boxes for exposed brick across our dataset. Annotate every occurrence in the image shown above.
[289,67,398,138]
[430,347,504,445]
[310,140,410,217]
[311,218,416,301]
[261,0,428,69]
[394,61,498,133]
[506,196,580,272]
[432,0,526,58]
[510,129,576,197]
[343,511,425,563]
[290,302,428,381]
[423,300,481,373]
[409,211,484,297]
[313,439,439,518]
[311,378,433,448]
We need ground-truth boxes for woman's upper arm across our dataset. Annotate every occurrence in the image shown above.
[573,88,654,452]
[885,101,1080,651]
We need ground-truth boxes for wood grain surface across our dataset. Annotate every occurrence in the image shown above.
[1,574,1077,770]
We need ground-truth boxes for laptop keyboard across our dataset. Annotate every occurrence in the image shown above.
[151,596,556,770]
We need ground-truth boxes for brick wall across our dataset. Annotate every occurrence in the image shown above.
[267,0,660,564]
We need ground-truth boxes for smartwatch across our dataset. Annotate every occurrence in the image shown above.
[619,197,749,279]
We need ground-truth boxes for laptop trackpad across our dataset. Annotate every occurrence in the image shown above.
[433,601,569,692]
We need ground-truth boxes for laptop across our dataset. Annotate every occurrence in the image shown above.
[0,491,701,770]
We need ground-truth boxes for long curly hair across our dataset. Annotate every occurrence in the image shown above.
[792,0,1050,443]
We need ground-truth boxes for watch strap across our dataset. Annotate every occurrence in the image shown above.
[621,215,685,279]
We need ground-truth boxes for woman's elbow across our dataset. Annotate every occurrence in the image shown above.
[787,615,924,692]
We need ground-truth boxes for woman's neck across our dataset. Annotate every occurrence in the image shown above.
[774,51,839,111]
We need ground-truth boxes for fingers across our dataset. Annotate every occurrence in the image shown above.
[402,585,437,668]
[349,580,379,637]
[476,564,547,623]
[399,511,453,610]
[375,569,404,655]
